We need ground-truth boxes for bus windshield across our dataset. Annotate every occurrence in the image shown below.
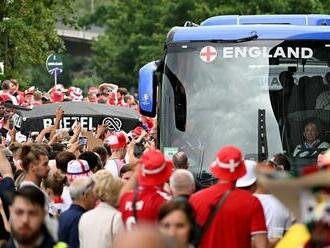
[160,40,330,174]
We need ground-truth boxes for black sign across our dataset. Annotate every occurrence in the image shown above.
[15,102,140,135]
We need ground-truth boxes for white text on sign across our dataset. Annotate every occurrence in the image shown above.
[43,117,93,130]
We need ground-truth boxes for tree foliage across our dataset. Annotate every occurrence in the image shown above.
[84,0,330,88]
[0,0,73,87]
[89,0,194,88]
[1,0,330,90]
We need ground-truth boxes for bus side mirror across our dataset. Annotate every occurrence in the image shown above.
[138,61,158,117]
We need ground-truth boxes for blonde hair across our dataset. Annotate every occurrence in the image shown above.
[44,171,67,196]
[93,170,123,206]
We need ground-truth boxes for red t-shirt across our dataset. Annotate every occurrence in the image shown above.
[118,186,170,230]
[189,182,267,248]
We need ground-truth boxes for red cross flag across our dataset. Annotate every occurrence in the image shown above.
[200,46,217,63]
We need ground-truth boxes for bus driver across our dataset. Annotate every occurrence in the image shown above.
[293,121,329,158]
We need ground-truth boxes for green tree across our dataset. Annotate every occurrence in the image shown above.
[0,0,73,87]
[191,0,330,21]
[80,0,330,88]
[90,0,193,88]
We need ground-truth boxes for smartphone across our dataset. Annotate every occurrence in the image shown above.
[79,136,88,146]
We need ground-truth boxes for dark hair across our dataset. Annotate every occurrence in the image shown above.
[49,143,66,159]
[2,113,11,123]
[303,119,319,129]
[92,146,108,166]
[104,144,112,157]
[43,172,67,196]
[119,164,132,178]
[325,71,330,84]
[134,143,145,158]
[123,95,132,103]
[279,71,294,89]
[20,144,48,172]
[118,87,128,96]
[272,153,291,171]
[172,152,188,169]
[55,151,76,173]
[79,151,102,172]
[158,198,199,245]
[35,144,51,157]
[8,142,22,154]
[12,186,45,209]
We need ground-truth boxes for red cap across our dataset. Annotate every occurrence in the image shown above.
[132,126,143,138]
[210,145,246,181]
[138,149,173,186]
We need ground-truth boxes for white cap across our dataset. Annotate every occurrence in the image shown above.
[236,160,257,188]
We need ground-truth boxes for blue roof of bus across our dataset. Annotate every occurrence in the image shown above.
[168,15,330,43]
[201,15,330,26]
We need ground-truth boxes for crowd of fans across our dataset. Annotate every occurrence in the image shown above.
[0,78,329,248]
[0,79,138,109]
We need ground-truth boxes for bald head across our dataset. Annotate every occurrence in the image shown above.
[169,169,195,197]
[114,225,177,248]
[172,152,188,169]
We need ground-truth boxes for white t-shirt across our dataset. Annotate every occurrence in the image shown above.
[254,193,292,238]
[61,186,72,212]
[104,159,124,177]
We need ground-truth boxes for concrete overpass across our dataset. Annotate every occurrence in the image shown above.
[56,22,105,56]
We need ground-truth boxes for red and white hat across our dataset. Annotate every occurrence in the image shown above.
[104,132,127,149]
[235,160,257,187]
[138,149,174,186]
[68,87,83,101]
[66,159,93,181]
[210,145,247,181]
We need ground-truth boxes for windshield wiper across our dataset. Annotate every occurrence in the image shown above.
[258,109,269,161]
[201,31,258,44]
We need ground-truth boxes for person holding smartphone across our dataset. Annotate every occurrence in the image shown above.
[79,136,88,153]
